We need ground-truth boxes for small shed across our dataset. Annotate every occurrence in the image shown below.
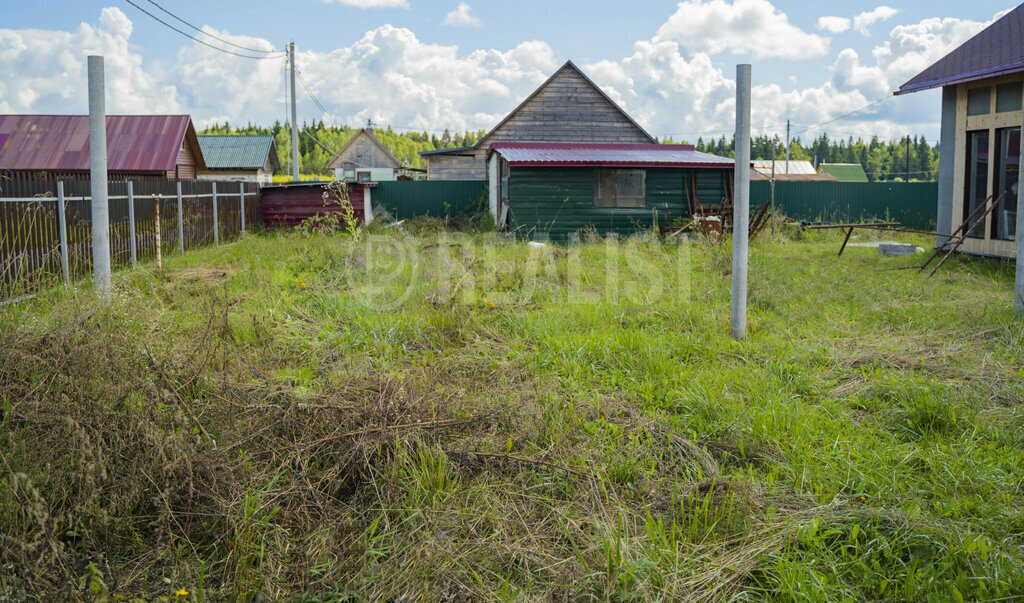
[896,3,1024,258]
[422,61,657,181]
[327,129,403,183]
[260,181,370,228]
[488,142,735,240]
[818,163,869,183]
[197,135,279,184]
[0,114,205,181]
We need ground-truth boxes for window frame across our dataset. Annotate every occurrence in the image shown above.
[594,168,647,209]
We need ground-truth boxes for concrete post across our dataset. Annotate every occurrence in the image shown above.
[212,182,219,245]
[289,41,300,182]
[176,181,184,255]
[731,64,752,341]
[488,153,500,224]
[127,180,137,267]
[87,56,111,297]
[239,182,246,237]
[364,185,374,225]
[56,181,70,285]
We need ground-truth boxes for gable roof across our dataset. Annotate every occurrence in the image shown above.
[326,128,403,169]
[0,114,205,172]
[421,61,656,157]
[198,134,279,171]
[490,142,733,169]
[819,163,869,182]
[897,5,1024,95]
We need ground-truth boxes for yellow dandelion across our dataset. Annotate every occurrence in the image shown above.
[175,588,190,596]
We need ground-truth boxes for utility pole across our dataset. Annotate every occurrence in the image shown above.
[732,64,752,341]
[88,55,111,299]
[785,119,791,175]
[289,41,300,183]
[770,136,777,235]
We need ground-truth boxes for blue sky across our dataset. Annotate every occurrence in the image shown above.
[1,1,1020,142]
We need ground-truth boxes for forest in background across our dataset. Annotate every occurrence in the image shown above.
[200,121,940,182]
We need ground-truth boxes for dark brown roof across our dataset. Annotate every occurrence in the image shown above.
[897,4,1024,94]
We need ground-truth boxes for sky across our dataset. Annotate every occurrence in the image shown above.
[0,0,1020,144]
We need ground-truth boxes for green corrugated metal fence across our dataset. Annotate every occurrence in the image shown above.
[373,180,487,220]
[752,181,938,230]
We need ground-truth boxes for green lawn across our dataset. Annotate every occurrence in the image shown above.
[2,224,1023,601]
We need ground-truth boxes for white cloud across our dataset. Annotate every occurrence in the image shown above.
[322,0,409,8]
[443,3,480,27]
[817,16,851,34]
[655,0,830,60]
[0,7,178,114]
[853,6,900,36]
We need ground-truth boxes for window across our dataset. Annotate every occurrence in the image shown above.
[964,130,990,238]
[992,127,1020,241]
[356,171,371,183]
[595,169,646,208]
[997,82,1023,113]
[968,87,992,116]
[499,159,510,202]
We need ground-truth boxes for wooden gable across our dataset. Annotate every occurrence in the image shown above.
[480,62,656,149]
[327,129,402,170]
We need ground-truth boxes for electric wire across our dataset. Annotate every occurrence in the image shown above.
[141,0,284,54]
[124,0,287,59]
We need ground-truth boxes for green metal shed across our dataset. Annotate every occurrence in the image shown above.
[488,143,735,240]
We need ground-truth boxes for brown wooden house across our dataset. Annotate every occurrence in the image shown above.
[0,114,206,181]
[421,61,656,180]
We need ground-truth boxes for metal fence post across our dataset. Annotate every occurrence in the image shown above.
[212,181,219,245]
[239,182,246,237]
[127,180,137,267]
[177,181,184,255]
[56,181,70,285]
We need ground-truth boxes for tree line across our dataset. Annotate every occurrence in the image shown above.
[200,121,487,177]
[678,133,940,182]
[202,121,941,182]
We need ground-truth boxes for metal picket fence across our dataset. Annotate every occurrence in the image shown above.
[0,173,261,302]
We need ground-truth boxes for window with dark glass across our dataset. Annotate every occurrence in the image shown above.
[595,169,646,208]
[356,171,371,183]
[997,82,1023,113]
[500,158,510,202]
[992,127,1020,241]
[968,87,992,116]
[964,130,990,238]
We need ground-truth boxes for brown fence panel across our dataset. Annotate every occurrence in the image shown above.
[0,171,262,302]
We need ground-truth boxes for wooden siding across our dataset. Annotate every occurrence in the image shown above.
[328,130,402,171]
[429,66,653,181]
[508,167,727,241]
[261,183,366,228]
[171,145,198,180]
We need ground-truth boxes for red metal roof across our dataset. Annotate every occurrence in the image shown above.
[0,114,201,172]
[897,5,1024,95]
[490,142,735,168]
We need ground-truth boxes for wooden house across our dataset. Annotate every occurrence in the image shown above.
[197,134,279,184]
[421,61,656,181]
[327,129,403,182]
[897,4,1024,258]
[0,114,205,181]
[487,142,735,240]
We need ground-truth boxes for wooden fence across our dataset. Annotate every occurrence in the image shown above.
[0,172,261,301]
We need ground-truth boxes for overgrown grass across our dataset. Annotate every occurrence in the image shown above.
[2,224,1023,600]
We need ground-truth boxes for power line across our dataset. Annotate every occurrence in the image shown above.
[791,97,890,136]
[141,0,283,54]
[124,0,287,60]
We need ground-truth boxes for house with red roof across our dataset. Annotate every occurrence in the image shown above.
[897,4,1024,258]
[0,114,206,181]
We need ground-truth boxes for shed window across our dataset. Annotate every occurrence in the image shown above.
[967,87,991,116]
[964,130,990,238]
[356,171,371,183]
[992,127,1020,241]
[997,82,1023,113]
[595,169,646,208]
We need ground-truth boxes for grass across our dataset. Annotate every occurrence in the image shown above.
[1,221,1023,601]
